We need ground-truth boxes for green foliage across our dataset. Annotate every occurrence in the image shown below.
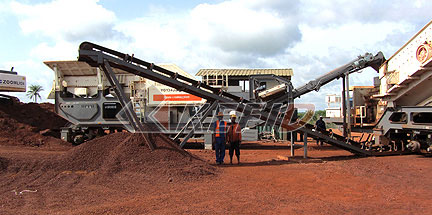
[311,110,326,123]
[27,84,43,103]
[298,110,326,124]
[297,110,338,129]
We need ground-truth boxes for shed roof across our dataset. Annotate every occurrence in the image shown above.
[196,68,293,77]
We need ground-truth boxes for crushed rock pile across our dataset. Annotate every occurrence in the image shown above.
[55,132,216,180]
[0,102,68,147]
[0,132,216,194]
[0,101,215,184]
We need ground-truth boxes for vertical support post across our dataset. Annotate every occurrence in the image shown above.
[290,131,295,157]
[342,75,347,137]
[96,67,103,91]
[345,73,351,139]
[53,65,61,114]
[225,74,228,87]
[303,132,308,158]
[249,77,254,101]
[101,61,155,150]
[173,102,209,141]
[289,78,295,157]
[176,101,219,148]
[53,65,61,91]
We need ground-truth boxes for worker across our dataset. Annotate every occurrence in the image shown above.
[328,129,335,139]
[227,112,242,165]
[315,116,326,146]
[213,111,227,165]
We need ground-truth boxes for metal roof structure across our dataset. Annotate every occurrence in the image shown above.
[44,60,195,99]
[156,63,197,80]
[44,60,127,75]
[44,61,197,79]
[196,68,293,77]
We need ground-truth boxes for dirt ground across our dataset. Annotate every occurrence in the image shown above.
[1,140,432,215]
[0,101,431,214]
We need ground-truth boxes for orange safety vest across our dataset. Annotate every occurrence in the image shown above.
[215,120,227,137]
[228,123,242,142]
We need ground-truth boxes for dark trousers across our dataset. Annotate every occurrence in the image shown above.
[316,129,325,146]
[215,138,225,163]
[229,141,240,157]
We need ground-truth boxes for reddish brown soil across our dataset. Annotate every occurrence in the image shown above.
[55,132,216,179]
[0,131,217,215]
[0,103,432,214]
[1,139,432,214]
[0,102,68,147]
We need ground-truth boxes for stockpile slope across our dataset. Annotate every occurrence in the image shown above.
[0,102,68,147]
[0,132,217,214]
[56,132,216,180]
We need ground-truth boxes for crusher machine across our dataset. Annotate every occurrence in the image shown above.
[51,20,432,156]
[327,20,432,153]
[53,41,389,156]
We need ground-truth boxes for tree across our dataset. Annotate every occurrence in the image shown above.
[298,110,326,124]
[27,84,43,103]
[297,110,337,129]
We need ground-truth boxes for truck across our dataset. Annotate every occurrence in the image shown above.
[0,68,26,104]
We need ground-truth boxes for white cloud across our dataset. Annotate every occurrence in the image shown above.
[116,16,189,63]
[294,21,411,57]
[414,0,426,8]
[30,41,78,61]
[0,1,12,23]
[7,0,127,103]
[112,0,302,71]
[189,1,301,56]
[5,0,432,110]
[10,0,118,42]
[299,0,432,28]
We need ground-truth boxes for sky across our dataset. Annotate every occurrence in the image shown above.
[0,0,431,110]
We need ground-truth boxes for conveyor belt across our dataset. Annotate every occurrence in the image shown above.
[77,42,385,156]
[299,124,371,155]
[267,52,385,104]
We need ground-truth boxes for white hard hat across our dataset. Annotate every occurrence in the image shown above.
[229,110,236,118]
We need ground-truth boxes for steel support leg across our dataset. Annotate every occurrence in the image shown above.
[102,61,139,131]
[173,102,211,141]
[178,101,219,148]
[101,60,155,150]
[304,132,308,158]
[342,75,347,137]
[290,131,295,157]
[345,73,351,140]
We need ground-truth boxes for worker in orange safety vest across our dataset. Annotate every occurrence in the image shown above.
[227,112,241,165]
[212,111,227,165]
